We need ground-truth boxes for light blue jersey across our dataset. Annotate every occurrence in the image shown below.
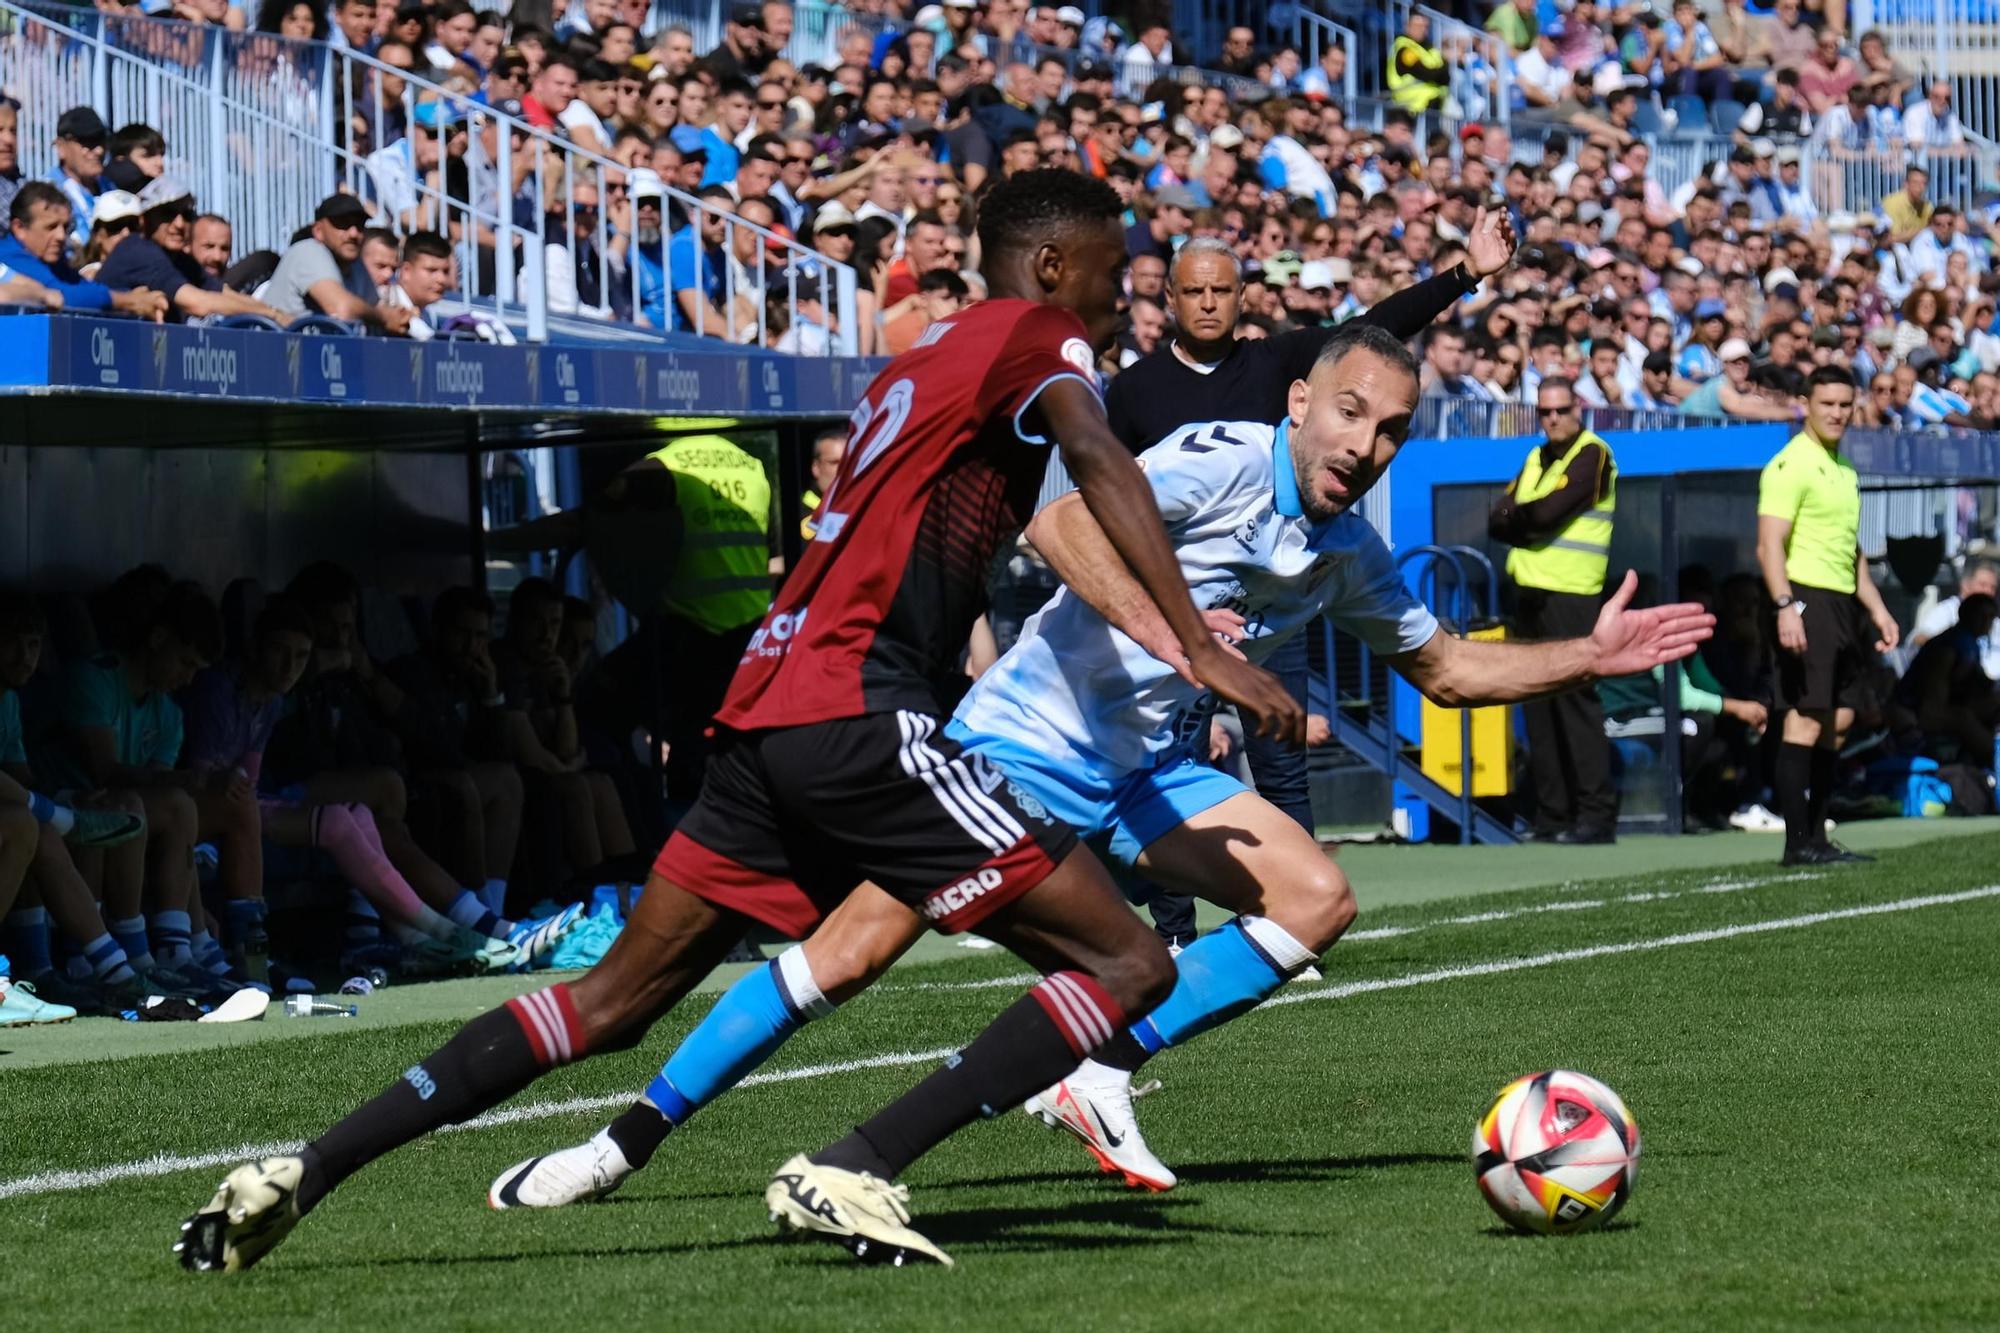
[949,418,1438,865]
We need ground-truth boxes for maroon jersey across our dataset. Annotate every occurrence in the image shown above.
[717,298,1099,731]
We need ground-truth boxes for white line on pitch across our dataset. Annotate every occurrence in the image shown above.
[2,885,1990,1203]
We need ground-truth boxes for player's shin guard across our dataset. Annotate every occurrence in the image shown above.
[812,972,1125,1181]
[299,983,587,1212]
[1128,916,1318,1056]
[607,946,835,1168]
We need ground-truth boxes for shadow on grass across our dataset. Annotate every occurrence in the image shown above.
[921,1150,1465,1195]
[1480,1219,1640,1240]
[285,1232,791,1273]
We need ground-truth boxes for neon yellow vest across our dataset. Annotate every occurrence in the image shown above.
[1504,432,1617,596]
[1386,35,1448,113]
[648,436,772,633]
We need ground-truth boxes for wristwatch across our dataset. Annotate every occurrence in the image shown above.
[1776,595,1805,614]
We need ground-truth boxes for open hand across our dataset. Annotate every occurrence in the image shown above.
[1191,645,1303,743]
[1465,207,1518,280]
[1589,570,1716,678]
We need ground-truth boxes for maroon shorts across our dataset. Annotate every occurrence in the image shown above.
[653,709,1077,938]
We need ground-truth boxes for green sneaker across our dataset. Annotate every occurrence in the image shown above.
[64,806,147,850]
[0,977,80,1026]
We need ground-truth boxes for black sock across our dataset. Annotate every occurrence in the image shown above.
[1776,743,1814,850]
[813,976,1121,1180]
[299,988,580,1212]
[1091,1029,1153,1073]
[1807,746,1837,840]
[606,1102,674,1169]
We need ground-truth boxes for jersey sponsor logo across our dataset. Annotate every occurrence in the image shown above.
[811,511,848,542]
[920,866,1006,922]
[745,606,810,656]
[1005,779,1050,824]
[1234,517,1260,549]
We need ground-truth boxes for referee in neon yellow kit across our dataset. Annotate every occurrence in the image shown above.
[1756,365,1900,865]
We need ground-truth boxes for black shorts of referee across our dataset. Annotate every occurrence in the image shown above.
[1772,582,1868,714]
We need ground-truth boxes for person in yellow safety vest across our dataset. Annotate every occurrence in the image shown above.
[645,433,776,801]
[800,425,846,542]
[1387,11,1450,115]
[1489,376,1619,845]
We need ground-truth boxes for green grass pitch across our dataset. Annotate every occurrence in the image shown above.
[4,831,1999,1331]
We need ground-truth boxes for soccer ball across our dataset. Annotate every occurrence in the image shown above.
[1472,1070,1640,1235]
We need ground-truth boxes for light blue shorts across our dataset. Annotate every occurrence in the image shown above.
[943,722,1249,876]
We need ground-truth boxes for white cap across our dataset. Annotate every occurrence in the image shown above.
[913,3,945,23]
[811,201,858,234]
[137,174,194,210]
[94,190,143,224]
[1719,337,1753,362]
[1208,124,1245,150]
[1763,265,1800,292]
[1298,260,1335,291]
[1675,255,1705,277]
[628,168,665,200]
[1055,4,1085,22]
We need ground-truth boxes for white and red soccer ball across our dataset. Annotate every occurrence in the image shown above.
[1473,1070,1641,1235]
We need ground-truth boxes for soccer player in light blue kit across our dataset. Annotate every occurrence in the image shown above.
[492,325,1712,1215]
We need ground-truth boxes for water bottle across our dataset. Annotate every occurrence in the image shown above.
[282,994,358,1019]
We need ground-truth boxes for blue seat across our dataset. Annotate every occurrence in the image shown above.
[212,314,286,333]
[287,314,362,336]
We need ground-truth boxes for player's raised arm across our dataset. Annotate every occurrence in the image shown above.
[1039,378,1303,742]
[1391,570,1715,707]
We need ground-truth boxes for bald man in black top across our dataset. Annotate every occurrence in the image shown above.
[1100,213,1517,944]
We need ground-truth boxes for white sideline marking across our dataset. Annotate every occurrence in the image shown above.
[3,886,1993,1203]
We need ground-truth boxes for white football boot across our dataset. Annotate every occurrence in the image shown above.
[489,1128,634,1208]
[174,1156,305,1273]
[766,1153,952,1267]
[1025,1058,1177,1192]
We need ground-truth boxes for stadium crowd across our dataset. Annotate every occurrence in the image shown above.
[0,0,1995,419]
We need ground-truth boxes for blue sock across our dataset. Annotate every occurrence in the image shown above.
[1130,917,1315,1054]
[110,915,155,971]
[4,909,53,976]
[224,897,267,945]
[149,910,193,968]
[25,790,65,828]
[81,933,135,984]
[192,929,232,977]
[610,947,833,1168]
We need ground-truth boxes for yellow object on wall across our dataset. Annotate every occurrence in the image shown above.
[1420,624,1514,797]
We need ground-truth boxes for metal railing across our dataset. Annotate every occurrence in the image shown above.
[0,0,857,350]
[1294,11,1359,109]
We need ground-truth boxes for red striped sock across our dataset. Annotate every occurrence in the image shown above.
[506,983,587,1067]
[1027,971,1125,1059]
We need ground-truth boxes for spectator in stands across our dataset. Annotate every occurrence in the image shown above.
[1421,325,1493,399]
[262,193,415,332]
[370,100,464,232]
[0,99,19,223]
[492,577,637,887]
[0,589,157,1015]
[1894,593,2000,761]
[0,184,167,320]
[50,107,108,250]
[522,53,579,130]
[383,230,453,339]
[1856,29,1915,104]
[52,578,225,989]
[93,177,280,322]
[74,189,139,274]
[1763,0,1820,74]
[559,59,619,153]
[359,229,399,296]
[189,213,232,283]
[1387,13,1449,114]
[382,586,528,911]
[1910,559,2000,666]
[330,0,378,53]
[103,123,166,194]
[881,265,967,355]
[660,186,737,337]
[543,177,621,319]
[1739,69,1814,143]
[697,79,756,186]
[1663,0,1731,107]
[1904,80,1968,157]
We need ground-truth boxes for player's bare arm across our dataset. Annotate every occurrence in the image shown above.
[1391,571,1714,707]
[1041,379,1303,742]
[1756,513,1807,655]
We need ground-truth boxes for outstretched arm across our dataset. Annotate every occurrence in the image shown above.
[1039,380,1302,741]
[1390,570,1714,707]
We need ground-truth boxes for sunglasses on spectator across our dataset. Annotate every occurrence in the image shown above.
[757,96,787,109]
[913,174,942,185]
[1537,404,1574,417]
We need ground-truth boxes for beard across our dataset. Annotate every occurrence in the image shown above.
[637,224,662,246]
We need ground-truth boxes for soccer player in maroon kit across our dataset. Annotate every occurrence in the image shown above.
[175,171,1301,1273]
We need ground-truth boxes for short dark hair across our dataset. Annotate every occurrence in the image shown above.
[909,209,948,232]
[1538,375,1578,398]
[918,268,968,299]
[286,561,360,612]
[108,122,165,160]
[155,581,224,663]
[9,180,68,226]
[509,576,562,622]
[1313,320,1421,385]
[743,133,785,163]
[401,229,451,263]
[1804,364,1856,396]
[976,168,1122,264]
[579,59,618,84]
[716,76,755,100]
[253,595,316,645]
